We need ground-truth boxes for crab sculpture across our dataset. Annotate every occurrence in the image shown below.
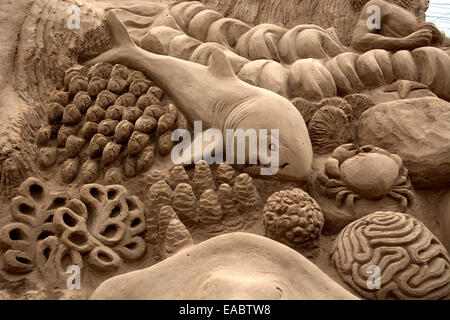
[318,144,414,212]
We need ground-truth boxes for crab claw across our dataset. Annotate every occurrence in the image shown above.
[331,144,359,163]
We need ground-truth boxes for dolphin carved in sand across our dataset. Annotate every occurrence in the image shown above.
[86,11,313,182]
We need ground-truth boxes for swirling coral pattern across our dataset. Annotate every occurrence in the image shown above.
[331,211,450,300]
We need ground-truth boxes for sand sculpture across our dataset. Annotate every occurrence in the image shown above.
[0,0,450,301]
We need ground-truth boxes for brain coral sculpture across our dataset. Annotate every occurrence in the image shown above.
[331,211,450,300]
[263,189,324,250]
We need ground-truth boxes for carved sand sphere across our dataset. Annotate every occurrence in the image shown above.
[263,189,324,249]
[37,62,186,184]
[331,212,450,300]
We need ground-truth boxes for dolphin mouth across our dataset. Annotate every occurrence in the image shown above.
[239,162,307,183]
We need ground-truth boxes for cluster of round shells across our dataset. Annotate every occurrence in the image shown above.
[263,188,324,250]
[331,211,450,300]
[292,95,375,155]
[0,177,146,286]
[36,62,188,184]
[145,161,262,247]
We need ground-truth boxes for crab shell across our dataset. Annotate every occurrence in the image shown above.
[325,145,404,200]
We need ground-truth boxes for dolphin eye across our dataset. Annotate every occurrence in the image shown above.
[269,143,278,151]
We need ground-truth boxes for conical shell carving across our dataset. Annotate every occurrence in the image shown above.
[197,189,223,224]
[233,173,261,214]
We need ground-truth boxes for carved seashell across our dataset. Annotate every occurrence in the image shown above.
[146,180,172,243]
[102,141,122,165]
[73,91,92,114]
[61,157,80,183]
[148,86,164,100]
[111,64,130,80]
[309,106,352,155]
[57,125,78,147]
[158,130,174,156]
[36,126,52,146]
[114,120,134,144]
[291,97,321,126]
[47,102,64,124]
[136,93,160,110]
[193,160,215,198]
[87,76,108,97]
[124,155,138,178]
[104,168,123,185]
[318,97,353,122]
[163,217,194,258]
[157,112,177,135]
[167,165,190,189]
[233,173,261,214]
[98,119,119,136]
[62,104,82,125]
[122,107,143,123]
[88,62,113,79]
[86,105,106,123]
[87,133,110,158]
[115,93,137,107]
[64,65,88,87]
[38,147,58,169]
[143,105,166,119]
[50,90,70,106]
[344,94,375,121]
[107,75,128,94]
[127,131,150,156]
[137,144,156,174]
[80,121,98,140]
[81,159,100,183]
[217,183,238,218]
[65,135,86,158]
[197,189,223,224]
[236,24,288,62]
[95,90,118,109]
[135,115,157,134]
[127,70,148,85]
[105,105,126,121]
[215,163,235,186]
[129,79,152,96]
[167,104,178,116]
[172,183,197,222]
[68,75,88,96]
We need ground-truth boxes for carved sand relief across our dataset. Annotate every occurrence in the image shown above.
[0,178,146,290]
[0,0,450,300]
[37,62,187,185]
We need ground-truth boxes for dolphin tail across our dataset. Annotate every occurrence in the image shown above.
[85,10,138,67]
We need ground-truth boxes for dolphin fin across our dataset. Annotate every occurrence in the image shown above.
[207,49,236,78]
[171,131,223,166]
